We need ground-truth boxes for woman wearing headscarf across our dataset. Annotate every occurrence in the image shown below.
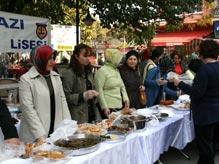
[62,43,100,123]
[19,45,71,143]
[119,50,145,109]
[94,49,129,117]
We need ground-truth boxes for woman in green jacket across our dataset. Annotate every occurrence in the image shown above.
[94,49,129,117]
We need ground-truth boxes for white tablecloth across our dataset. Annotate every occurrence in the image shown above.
[0,107,194,164]
[137,109,194,164]
[66,108,194,164]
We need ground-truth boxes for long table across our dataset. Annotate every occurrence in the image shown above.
[66,107,194,164]
[0,106,194,164]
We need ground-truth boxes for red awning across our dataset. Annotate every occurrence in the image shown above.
[151,30,211,47]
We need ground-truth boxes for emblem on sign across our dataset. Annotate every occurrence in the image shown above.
[36,23,47,40]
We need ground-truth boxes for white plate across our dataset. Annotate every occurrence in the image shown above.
[169,104,190,111]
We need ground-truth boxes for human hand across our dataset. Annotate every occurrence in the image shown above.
[156,78,168,86]
[4,138,20,145]
[103,108,110,117]
[124,100,130,108]
[173,78,180,86]
[83,90,99,101]
[35,136,46,146]
[139,85,145,92]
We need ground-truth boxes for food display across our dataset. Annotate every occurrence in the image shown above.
[121,106,134,115]
[33,150,65,160]
[78,123,107,136]
[160,100,174,106]
[54,134,101,156]
[54,137,100,149]
[127,115,149,130]
[108,126,132,133]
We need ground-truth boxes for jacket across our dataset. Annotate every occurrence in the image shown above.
[119,64,142,109]
[0,99,18,140]
[19,66,71,143]
[62,68,100,124]
[190,62,219,125]
[95,63,129,110]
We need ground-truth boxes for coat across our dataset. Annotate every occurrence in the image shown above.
[119,64,142,109]
[62,68,100,124]
[0,99,18,140]
[19,66,71,143]
[94,63,129,110]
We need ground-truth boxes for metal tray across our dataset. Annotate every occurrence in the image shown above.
[53,134,101,156]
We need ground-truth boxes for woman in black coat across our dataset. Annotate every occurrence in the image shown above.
[119,50,145,109]
[0,98,20,144]
[171,40,219,164]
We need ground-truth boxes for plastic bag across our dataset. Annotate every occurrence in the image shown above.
[48,119,78,143]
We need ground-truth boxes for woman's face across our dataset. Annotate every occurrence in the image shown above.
[76,48,90,66]
[173,54,181,64]
[46,55,56,71]
[127,55,138,69]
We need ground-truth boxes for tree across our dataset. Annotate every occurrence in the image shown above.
[89,0,203,44]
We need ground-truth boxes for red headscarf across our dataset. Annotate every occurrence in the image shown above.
[33,45,54,75]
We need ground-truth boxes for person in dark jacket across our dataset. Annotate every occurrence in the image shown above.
[170,40,219,164]
[0,99,19,144]
[119,50,145,109]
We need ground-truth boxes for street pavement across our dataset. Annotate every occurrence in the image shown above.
[157,141,219,164]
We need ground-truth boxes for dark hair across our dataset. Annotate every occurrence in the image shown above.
[125,50,139,61]
[140,48,150,61]
[69,43,92,76]
[170,50,183,60]
[188,58,204,73]
[150,47,163,60]
[159,56,173,73]
[199,40,219,59]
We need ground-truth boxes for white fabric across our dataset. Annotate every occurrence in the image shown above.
[1,106,194,164]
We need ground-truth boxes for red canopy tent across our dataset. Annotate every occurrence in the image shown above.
[151,30,212,47]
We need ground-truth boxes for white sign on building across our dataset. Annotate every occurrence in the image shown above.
[51,25,78,51]
[0,11,51,53]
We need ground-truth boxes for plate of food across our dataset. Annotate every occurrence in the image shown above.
[77,123,107,136]
[169,103,190,111]
[54,134,101,156]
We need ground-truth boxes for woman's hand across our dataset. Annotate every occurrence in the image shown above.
[35,136,46,146]
[124,100,130,108]
[139,85,145,91]
[83,90,99,101]
[169,78,180,86]
[156,78,168,86]
[103,108,110,117]
[4,138,20,145]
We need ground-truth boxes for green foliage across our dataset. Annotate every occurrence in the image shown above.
[0,0,205,45]
[89,0,203,44]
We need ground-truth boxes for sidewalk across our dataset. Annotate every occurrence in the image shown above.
[158,141,219,164]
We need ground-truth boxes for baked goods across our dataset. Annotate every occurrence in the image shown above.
[121,106,133,115]
[160,100,174,106]
[34,150,65,159]
[78,123,106,136]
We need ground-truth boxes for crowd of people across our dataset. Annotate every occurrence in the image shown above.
[0,39,219,164]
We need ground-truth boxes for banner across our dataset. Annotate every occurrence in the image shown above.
[51,25,78,51]
[0,11,51,53]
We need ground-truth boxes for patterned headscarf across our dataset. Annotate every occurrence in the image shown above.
[31,45,54,75]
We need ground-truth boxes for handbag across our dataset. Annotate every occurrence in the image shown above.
[139,89,147,106]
